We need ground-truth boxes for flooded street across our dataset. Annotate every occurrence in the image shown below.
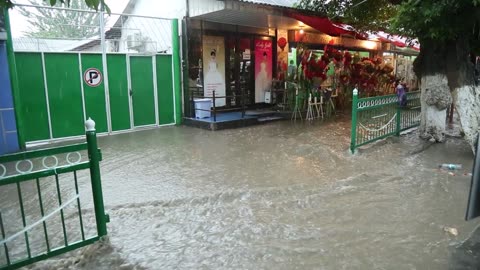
[3,118,480,269]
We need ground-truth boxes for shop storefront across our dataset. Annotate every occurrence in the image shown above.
[182,0,419,128]
[186,19,277,112]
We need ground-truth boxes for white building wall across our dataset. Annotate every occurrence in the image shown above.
[189,0,225,17]
[118,0,187,54]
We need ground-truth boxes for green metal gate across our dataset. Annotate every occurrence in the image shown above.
[350,89,421,153]
[6,5,182,147]
[0,119,108,270]
[14,52,176,144]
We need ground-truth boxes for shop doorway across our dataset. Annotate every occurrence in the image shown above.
[227,36,255,107]
[226,35,274,108]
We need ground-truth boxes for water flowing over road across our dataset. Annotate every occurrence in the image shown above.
[2,118,479,269]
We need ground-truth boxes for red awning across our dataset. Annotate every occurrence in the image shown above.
[372,31,420,50]
[285,11,367,40]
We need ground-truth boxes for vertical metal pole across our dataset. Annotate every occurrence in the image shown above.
[41,52,53,140]
[78,53,87,122]
[182,18,192,118]
[4,8,25,149]
[241,85,245,118]
[152,56,159,126]
[85,118,108,237]
[466,134,480,220]
[99,8,112,134]
[350,88,358,154]
[396,103,401,136]
[172,19,182,125]
[212,91,216,122]
[126,55,134,129]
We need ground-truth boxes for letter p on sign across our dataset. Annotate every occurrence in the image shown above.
[84,68,103,87]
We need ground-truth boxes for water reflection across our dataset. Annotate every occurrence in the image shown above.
[2,118,480,269]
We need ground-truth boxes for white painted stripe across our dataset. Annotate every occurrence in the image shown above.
[171,52,177,124]
[14,50,172,56]
[0,194,79,245]
[133,124,157,129]
[25,124,176,148]
[78,53,87,122]
[100,12,113,134]
[0,108,14,111]
[126,55,134,129]
[153,56,159,126]
[372,113,388,119]
[41,52,53,140]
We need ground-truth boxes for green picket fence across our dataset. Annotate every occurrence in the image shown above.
[0,119,108,270]
[350,90,421,153]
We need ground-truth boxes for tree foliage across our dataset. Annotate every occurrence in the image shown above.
[18,0,101,38]
[0,0,108,12]
[391,0,480,52]
[295,0,397,32]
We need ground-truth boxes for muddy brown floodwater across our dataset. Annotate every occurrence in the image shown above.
[2,117,480,269]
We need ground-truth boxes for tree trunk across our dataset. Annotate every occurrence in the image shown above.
[447,37,480,153]
[452,85,480,152]
[419,73,452,142]
[415,39,452,142]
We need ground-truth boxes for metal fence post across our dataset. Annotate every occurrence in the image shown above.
[85,118,108,237]
[350,88,358,153]
[396,103,401,136]
[172,19,183,125]
[212,91,216,122]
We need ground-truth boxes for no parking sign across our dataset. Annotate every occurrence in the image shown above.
[83,68,102,87]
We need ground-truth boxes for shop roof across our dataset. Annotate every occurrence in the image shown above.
[235,0,297,8]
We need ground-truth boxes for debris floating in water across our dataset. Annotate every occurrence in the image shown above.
[439,164,463,171]
[443,227,459,236]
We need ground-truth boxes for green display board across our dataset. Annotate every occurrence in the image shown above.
[156,55,174,125]
[81,54,108,133]
[15,53,50,141]
[44,53,84,138]
[107,54,131,131]
[130,56,156,127]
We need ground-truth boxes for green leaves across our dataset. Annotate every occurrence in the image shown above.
[1,0,108,12]
[0,0,14,9]
[17,0,102,39]
[296,0,398,32]
[84,0,100,10]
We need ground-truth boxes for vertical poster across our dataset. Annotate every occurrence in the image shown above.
[202,35,226,107]
[254,39,272,103]
[277,30,289,81]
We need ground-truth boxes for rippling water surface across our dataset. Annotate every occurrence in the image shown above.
[2,118,479,269]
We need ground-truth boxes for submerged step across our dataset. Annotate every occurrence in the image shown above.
[257,116,284,122]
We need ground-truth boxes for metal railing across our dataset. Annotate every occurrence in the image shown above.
[350,89,421,153]
[0,118,108,270]
[190,89,250,122]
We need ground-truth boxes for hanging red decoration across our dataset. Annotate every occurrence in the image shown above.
[277,37,287,51]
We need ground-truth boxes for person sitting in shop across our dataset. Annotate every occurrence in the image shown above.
[287,60,296,79]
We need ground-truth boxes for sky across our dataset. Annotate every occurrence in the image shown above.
[10,0,130,38]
